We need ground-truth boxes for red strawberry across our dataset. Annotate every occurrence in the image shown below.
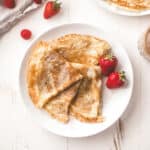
[33,0,42,4]
[43,0,61,19]
[99,54,118,76]
[3,0,16,9]
[106,71,126,89]
[20,29,32,40]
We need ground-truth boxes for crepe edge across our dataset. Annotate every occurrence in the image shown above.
[44,80,82,123]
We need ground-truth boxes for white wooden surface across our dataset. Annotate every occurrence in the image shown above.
[0,0,150,149]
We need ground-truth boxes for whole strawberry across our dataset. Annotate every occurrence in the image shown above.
[20,29,32,40]
[99,54,118,76]
[33,0,42,4]
[43,0,61,19]
[106,71,126,89]
[3,0,16,9]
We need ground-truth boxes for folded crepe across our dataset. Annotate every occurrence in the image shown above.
[27,42,83,108]
[51,34,111,65]
[44,81,81,123]
[108,0,150,10]
[70,63,103,123]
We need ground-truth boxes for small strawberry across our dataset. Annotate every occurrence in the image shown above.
[20,29,32,40]
[33,0,42,4]
[99,54,118,76]
[3,0,16,9]
[106,71,126,89]
[43,0,61,19]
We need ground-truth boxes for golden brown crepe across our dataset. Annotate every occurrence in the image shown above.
[108,0,150,10]
[51,34,111,65]
[44,81,81,123]
[26,33,111,124]
[27,42,83,108]
[70,63,103,123]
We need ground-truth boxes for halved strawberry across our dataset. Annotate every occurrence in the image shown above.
[43,0,61,19]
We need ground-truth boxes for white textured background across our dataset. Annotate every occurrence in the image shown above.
[0,0,150,149]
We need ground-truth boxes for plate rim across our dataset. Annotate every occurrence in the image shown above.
[96,0,150,16]
[19,23,134,138]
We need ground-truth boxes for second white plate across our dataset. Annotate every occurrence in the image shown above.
[96,0,150,16]
[19,23,133,138]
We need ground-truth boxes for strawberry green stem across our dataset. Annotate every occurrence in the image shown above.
[119,71,126,81]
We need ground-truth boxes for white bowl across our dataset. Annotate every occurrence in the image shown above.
[19,23,134,138]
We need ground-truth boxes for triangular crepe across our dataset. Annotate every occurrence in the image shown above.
[27,42,83,108]
[51,34,111,65]
[44,81,81,123]
[70,63,103,123]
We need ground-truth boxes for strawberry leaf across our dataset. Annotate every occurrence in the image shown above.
[53,0,61,10]
[105,54,114,60]
[119,71,126,81]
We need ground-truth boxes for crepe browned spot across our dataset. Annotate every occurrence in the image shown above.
[44,81,81,123]
[108,0,150,10]
[51,34,111,65]
[70,63,103,123]
[27,42,83,108]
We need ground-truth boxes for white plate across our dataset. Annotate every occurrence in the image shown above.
[96,0,150,16]
[19,23,133,138]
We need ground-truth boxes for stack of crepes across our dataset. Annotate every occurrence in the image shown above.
[27,34,111,123]
[108,0,150,10]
